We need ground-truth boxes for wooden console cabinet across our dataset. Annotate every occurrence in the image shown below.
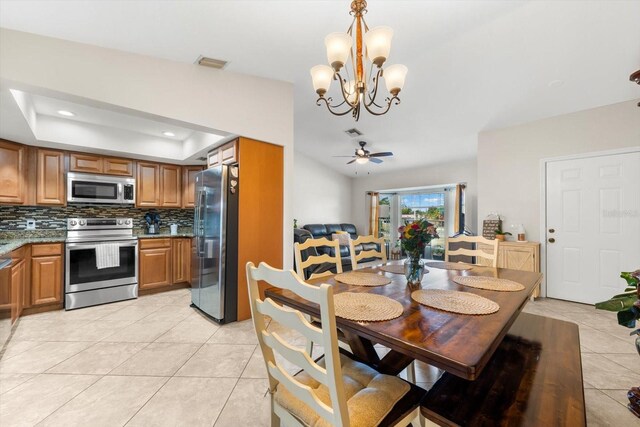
[478,241,541,297]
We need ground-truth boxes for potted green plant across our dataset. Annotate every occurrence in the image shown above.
[493,224,512,241]
[595,269,640,418]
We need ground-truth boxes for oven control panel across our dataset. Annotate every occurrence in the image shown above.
[67,218,133,230]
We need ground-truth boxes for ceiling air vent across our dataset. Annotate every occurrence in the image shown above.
[196,157,208,161]
[344,128,363,138]
[195,56,228,70]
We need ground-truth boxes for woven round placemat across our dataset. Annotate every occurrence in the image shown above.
[334,292,403,322]
[452,276,525,292]
[378,264,407,274]
[334,272,392,286]
[411,289,499,315]
[425,262,473,271]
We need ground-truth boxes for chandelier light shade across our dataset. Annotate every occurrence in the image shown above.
[384,64,408,95]
[363,26,393,66]
[310,0,407,120]
[310,65,334,95]
[325,33,353,70]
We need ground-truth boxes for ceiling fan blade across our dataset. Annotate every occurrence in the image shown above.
[369,152,393,157]
[369,157,383,164]
[347,159,356,165]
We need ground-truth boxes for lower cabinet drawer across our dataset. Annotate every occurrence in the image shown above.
[31,243,63,257]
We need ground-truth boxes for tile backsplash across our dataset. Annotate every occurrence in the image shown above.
[0,205,194,232]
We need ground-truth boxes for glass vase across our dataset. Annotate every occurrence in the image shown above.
[404,255,425,289]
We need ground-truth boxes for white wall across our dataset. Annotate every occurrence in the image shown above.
[477,99,640,243]
[350,158,478,235]
[293,152,353,226]
[0,28,295,267]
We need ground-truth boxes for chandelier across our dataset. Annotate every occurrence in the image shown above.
[310,0,407,121]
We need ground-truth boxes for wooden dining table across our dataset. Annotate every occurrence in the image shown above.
[264,260,543,381]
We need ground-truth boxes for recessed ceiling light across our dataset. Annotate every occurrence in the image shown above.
[162,131,176,137]
[57,110,75,117]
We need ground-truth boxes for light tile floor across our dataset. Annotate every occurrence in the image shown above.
[0,288,638,426]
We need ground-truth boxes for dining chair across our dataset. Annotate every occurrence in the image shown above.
[349,235,387,269]
[246,261,425,427]
[445,235,499,267]
[294,237,343,280]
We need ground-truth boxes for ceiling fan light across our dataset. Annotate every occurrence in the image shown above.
[325,32,352,71]
[310,65,334,96]
[356,157,369,165]
[364,26,393,67]
[384,64,408,95]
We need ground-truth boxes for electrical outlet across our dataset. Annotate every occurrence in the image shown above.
[26,219,36,230]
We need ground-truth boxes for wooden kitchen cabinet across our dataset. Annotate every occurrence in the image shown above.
[70,153,134,177]
[139,239,172,289]
[160,165,181,207]
[36,149,66,206]
[103,157,134,176]
[136,162,161,207]
[172,238,191,284]
[70,153,103,174]
[30,243,63,306]
[220,140,237,164]
[10,259,26,322]
[207,139,238,168]
[0,140,27,204]
[182,166,204,208]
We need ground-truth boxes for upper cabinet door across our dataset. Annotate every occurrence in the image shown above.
[136,162,160,207]
[0,140,26,204]
[104,157,134,176]
[182,166,204,208]
[160,165,181,207]
[220,140,238,164]
[36,149,66,206]
[70,153,103,174]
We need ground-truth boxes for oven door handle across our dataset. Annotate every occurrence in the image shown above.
[66,241,139,249]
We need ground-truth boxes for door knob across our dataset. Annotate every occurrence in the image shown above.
[548,228,555,233]
[548,238,555,243]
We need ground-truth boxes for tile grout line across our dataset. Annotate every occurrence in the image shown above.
[30,372,103,426]
[210,377,242,427]
[122,375,173,426]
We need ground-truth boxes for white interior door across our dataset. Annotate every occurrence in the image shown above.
[546,151,640,304]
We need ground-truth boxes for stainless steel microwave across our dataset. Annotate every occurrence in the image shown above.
[67,172,135,204]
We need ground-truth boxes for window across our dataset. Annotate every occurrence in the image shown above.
[399,192,446,260]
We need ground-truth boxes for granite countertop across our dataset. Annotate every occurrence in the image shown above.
[0,234,67,257]
[0,230,194,257]
[135,231,195,239]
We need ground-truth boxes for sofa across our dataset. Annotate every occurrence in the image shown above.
[293,223,380,279]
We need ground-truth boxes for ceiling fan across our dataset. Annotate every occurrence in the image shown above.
[335,141,394,165]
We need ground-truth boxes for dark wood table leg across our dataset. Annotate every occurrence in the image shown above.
[377,351,416,376]
[343,331,380,365]
[343,331,415,376]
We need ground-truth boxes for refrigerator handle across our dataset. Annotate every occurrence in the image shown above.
[196,189,206,256]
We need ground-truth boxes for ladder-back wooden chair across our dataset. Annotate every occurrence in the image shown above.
[349,235,387,270]
[295,237,342,280]
[246,262,425,427]
[445,235,499,267]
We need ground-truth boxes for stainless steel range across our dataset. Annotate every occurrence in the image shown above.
[65,218,138,310]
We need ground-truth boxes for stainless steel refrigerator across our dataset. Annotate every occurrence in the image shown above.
[191,165,239,323]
